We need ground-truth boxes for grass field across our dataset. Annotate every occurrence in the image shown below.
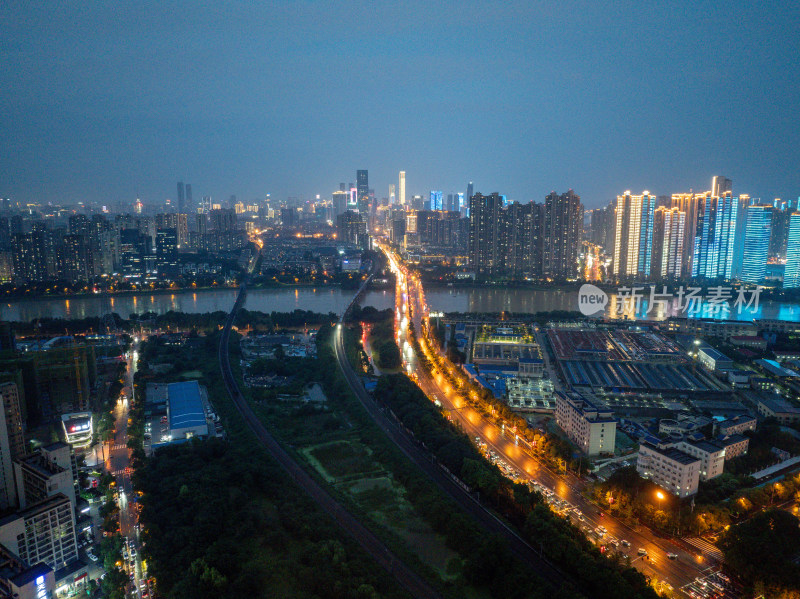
[307,440,380,479]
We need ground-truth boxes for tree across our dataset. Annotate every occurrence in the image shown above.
[376,341,401,369]
[719,509,800,593]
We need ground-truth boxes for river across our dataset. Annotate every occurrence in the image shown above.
[0,286,798,323]
[0,288,397,322]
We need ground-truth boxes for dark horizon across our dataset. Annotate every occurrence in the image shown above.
[3,2,799,209]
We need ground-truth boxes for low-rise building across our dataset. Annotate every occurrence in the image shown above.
[505,377,555,413]
[0,544,55,599]
[715,434,749,460]
[665,317,757,340]
[756,396,800,425]
[697,347,734,372]
[167,381,209,440]
[755,359,800,379]
[724,369,751,387]
[730,335,768,351]
[676,440,725,481]
[716,415,757,436]
[750,377,774,391]
[637,442,700,497]
[554,392,616,456]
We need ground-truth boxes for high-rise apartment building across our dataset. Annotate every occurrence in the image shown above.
[544,190,583,279]
[504,201,545,279]
[0,494,78,572]
[769,199,793,260]
[0,381,24,508]
[399,171,406,206]
[612,191,655,277]
[784,212,800,289]
[336,211,368,249]
[692,191,740,280]
[651,207,686,279]
[671,193,702,276]
[468,193,503,274]
[740,205,773,284]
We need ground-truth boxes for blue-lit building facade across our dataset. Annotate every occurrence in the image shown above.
[692,192,741,279]
[740,205,773,284]
[784,212,800,289]
[429,191,443,211]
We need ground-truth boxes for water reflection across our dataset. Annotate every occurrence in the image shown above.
[426,288,800,322]
[0,286,796,324]
[0,288,395,322]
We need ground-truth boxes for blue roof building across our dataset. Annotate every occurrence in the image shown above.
[167,381,209,439]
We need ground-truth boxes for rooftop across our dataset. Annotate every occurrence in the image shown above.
[758,396,800,414]
[642,442,701,466]
[168,381,207,431]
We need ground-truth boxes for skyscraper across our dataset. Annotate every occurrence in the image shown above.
[651,207,685,279]
[740,205,773,284]
[769,198,793,260]
[612,191,655,278]
[671,193,702,276]
[467,182,474,204]
[332,190,348,217]
[543,190,583,279]
[399,171,406,206]
[389,184,396,205]
[177,181,185,214]
[429,190,443,211]
[692,191,740,280]
[542,190,583,279]
[357,170,369,214]
[711,176,732,198]
[468,193,503,273]
[783,212,800,289]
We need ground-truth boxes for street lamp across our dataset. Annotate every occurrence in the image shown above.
[656,490,665,511]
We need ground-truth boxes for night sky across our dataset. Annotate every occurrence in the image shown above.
[3,2,799,208]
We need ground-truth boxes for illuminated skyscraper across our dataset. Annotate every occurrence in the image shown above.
[651,207,685,278]
[357,170,369,214]
[467,182,474,204]
[784,212,800,289]
[612,191,656,277]
[429,190,443,211]
[389,184,396,205]
[692,191,740,280]
[671,192,702,275]
[740,205,773,284]
[399,171,406,206]
[711,175,732,198]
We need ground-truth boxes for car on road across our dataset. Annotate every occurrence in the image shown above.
[86,550,98,562]
[637,548,648,556]
[667,552,678,560]
[620,539,631,547]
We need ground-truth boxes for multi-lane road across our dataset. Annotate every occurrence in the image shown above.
[381,245,718,593]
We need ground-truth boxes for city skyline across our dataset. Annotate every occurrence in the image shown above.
[3,2,800,208]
